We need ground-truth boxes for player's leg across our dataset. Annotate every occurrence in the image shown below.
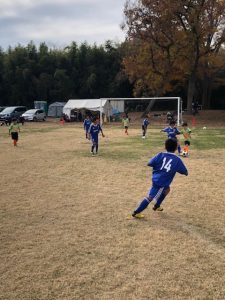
[11,132,16,146]
[177,141,181,154]
[152,187,170,211]
[132,196,152,218]
[132,186,159,218]
[94,136,99,153]
[184,141,190,155]
[91,139,95,154]
[14,132,18,146]
[142,125,146,138]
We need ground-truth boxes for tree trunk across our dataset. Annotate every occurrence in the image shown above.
[187,73,196,114]
[141,99,156,117]
[202,75,212,109]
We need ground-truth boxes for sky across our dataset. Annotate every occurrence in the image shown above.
[0,0,126,50]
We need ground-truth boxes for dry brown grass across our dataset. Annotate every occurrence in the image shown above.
[1,120,225,300]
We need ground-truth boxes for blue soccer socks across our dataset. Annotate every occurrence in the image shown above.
[133,197,151,215]
[153,193,166,209]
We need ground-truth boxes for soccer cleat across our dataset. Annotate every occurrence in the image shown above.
[132,213,145,219]
[152,206,163,211]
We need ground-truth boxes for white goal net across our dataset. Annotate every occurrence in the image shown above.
[102,97,183,126]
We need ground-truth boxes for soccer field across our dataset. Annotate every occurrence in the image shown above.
[1,121,225,300]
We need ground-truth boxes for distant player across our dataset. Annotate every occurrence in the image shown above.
[88,117,105,155]
[122,115,129,135]
[161,120,181,154]
[181,122,192,156]
[132,138,188,218]
[9,118,20,147]
[142,115,150,139]
[83,115,91,139]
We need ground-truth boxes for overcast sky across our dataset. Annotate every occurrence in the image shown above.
[0,0,126,50]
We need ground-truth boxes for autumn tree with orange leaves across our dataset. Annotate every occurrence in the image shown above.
[122,0,225,112]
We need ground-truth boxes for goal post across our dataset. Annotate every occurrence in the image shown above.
[102,97,183,126]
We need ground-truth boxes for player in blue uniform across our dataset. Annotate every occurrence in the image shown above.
[88,117,105,155]
[142,116,150,139]
[83,115,91,139]
[132,138,188,218]
[161,120,181,154]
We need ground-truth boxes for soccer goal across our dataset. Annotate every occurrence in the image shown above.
[101,97,183,126]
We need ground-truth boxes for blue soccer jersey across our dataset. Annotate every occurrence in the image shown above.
[143,118,150,128]
[148,152,188,187]
[162,126,180,139]
[84,118,91,131]
[88,123,102,141]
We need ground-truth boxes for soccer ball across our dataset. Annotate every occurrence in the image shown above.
[182,150,188,157]
[203,126,207,129]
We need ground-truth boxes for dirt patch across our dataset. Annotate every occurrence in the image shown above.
[0,122,225,300]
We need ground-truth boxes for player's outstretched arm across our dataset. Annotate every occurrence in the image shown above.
[177,160,188,176]
[176,128,181,135]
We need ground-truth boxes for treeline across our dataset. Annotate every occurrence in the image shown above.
[0,41,133,108]
[0,39,225,109]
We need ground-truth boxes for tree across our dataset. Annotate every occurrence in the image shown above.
[0,41,133,106]
[123,0,225,112]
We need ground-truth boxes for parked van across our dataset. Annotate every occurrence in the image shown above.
[22,109,46,121]
[0,106,6,113]
[0,106,27,123]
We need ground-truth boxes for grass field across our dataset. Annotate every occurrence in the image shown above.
[1,120,225,300]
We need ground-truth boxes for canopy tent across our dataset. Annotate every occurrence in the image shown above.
[63,99,113,122]
[48,102,66,117]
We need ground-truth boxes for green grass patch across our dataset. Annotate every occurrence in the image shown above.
[76,127,225,161]
[191,128,225,150]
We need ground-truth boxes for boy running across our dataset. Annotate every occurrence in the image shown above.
[132,138,188,218]
[122,115,129,135]
[9,118,20,146]
[142,115,150,139]
[161,120,181,154]
[181,122,192,155]
[83,115,91,139]
[88,117,105,155]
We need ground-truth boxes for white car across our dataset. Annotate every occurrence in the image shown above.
[22,109,46,121]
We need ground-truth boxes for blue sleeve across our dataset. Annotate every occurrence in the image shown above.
[83,120,86,129]
[177,158,188,175]
[162,127,168,133]
[175,128,181,135]
[88,124,92,134]
[148,153,160,167]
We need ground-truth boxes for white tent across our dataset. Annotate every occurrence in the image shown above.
[63,99,113,121]
[48,102,66,117]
